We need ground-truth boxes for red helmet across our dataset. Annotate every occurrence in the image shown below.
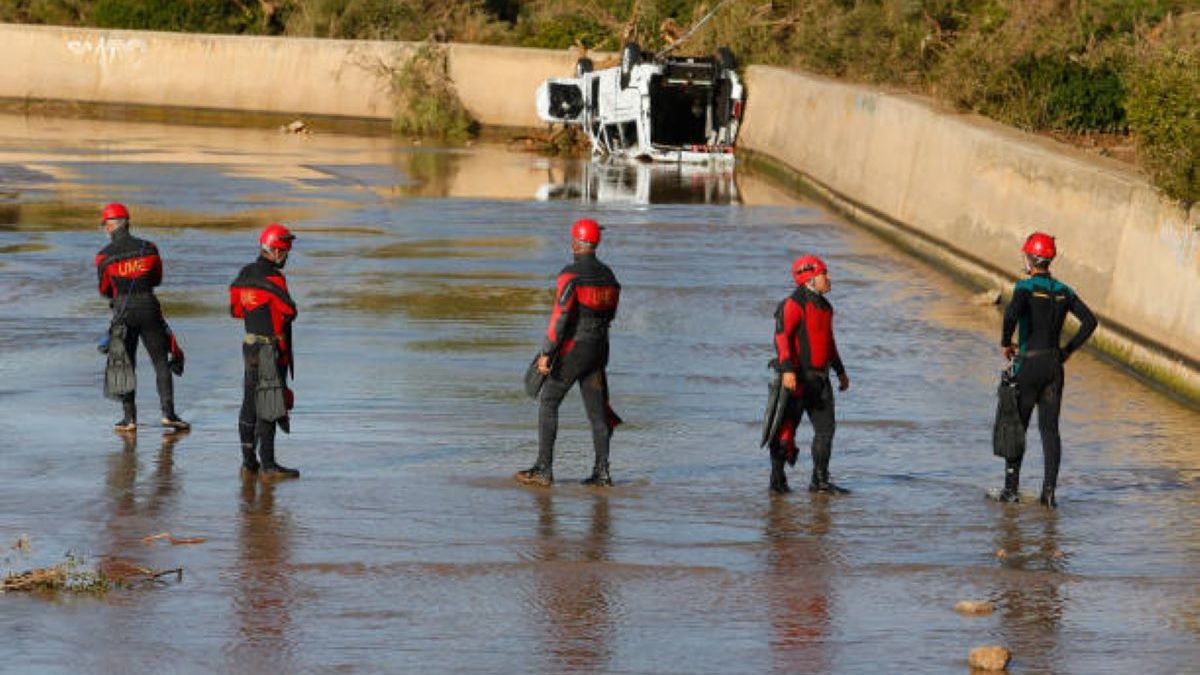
[101,203,130,222]
[571,218,602,246]
[1022,232,1056,260]
[792,254,828,286]
[260,223,296,251]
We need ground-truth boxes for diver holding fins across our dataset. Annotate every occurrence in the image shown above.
[517,218,622,487]
[762,255,850,494]
[95,203,189,433]
[995,232,1097,508]
[230,224,302,480]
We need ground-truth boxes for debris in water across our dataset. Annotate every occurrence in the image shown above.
[968,645,1011,670]
[995,548,1008,559]
[10,535,31,552]
[281,119,309,135]
[954,600,995,615]
[142,532,208,546]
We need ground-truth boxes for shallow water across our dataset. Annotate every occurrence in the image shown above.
[0,113,1197,673]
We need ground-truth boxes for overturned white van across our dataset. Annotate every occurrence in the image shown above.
[535,44,745,164]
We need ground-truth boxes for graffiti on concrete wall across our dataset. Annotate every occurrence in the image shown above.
[66,36,147,66]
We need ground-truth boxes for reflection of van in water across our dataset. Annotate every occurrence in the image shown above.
[535,44,744,164]
[536,160,738,205]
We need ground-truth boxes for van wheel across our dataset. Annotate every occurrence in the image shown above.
[575,57,594,77]
[716,47,736,71]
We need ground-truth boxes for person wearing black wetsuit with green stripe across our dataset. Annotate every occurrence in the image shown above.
[998,232,1098,508]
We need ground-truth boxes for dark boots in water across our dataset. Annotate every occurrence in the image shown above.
[161,407,190,431]
[239,423,259,475]
[259,445,299,480]
[581,462,613,487]
[1039,485,1057,509]
[769,454,791,494]
[114,398,137,432]
[809,459,849,494]
[997,459,1021,503]
[515,464,553,487]
[241,444,260,475]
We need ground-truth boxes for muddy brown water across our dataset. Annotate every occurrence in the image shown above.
[0,114,1197,673]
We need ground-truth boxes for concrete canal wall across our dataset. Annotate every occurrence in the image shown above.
[739,66,1200,401]
[0,24,1196,399]
[0,23,576,129]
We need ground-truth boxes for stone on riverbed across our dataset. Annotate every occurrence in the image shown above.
[968,645,1011,670]
[954,600,994,615]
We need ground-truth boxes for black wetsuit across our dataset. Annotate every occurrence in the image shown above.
[1000,272,1098,494]
[96,227,175,420]
[771,286,847,490]
[230,256,297,470]
[535,253,621,473]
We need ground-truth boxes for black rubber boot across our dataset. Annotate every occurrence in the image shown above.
[259,445,299,480]
[581,462,612,487]
[997,459,1021,503]
[241,444,260,475]
[1039,485,1057,509]
[239,422,259,474]
[809,462,849,494]
[161,412,190,432]
[769,454,791,494]
[515,464,553,487]
[115,398,137,432]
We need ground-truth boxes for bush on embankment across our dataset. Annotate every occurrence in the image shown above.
[3,0,1198,202]
[390,42,476,141]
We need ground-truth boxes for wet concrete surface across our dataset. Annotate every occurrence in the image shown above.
[0,113,1198,673]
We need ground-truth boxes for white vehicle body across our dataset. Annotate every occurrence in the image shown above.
[535,47,744,164]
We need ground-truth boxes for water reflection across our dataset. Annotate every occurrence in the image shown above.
[536,161,738,205]
[763,498,834,674]
[993,508,1065,671]
[228,477,294,670]
[524,491,615,673]
[103,431,182,538]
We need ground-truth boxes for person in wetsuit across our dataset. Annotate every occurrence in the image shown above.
[768,255,851,494]
[516,218,621,487]
[998,232,1097,507]
[230,223,300,480]
[95,203,189,432]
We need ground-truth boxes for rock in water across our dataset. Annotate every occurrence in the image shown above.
[954,600,995,615]
[969,645,1011,670]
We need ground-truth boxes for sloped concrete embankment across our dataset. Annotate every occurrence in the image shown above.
[738,66,1200,402]
[0,24,1195,400]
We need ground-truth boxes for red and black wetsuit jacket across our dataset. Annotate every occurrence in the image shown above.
[95,228,163,309]
[230,256,298,374]
[773,285,846,380]
[540,253,621,359]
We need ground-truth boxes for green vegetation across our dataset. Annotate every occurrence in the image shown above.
[1126,42,1200,204]
[2,0,1197,201]
[389,43,476,141]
